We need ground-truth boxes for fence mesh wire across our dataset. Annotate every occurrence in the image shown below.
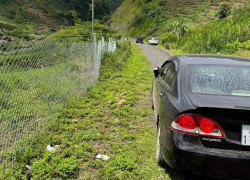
[0,35,116,174]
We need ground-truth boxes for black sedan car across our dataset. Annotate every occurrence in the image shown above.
[136,36,143,44]
[152,55,250,179]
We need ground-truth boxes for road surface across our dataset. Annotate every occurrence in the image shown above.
[130,39,171,69]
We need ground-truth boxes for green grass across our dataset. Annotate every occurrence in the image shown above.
[156,2,250,57]
[1,41,187,179]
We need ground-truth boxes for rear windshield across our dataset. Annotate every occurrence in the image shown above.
[152,37,158,40]
[188,65,250,97]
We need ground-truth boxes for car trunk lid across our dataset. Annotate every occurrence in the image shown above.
[185,106,250,151]
[188,94,250,110]
[186,94,250,150]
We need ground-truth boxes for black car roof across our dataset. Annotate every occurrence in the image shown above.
[177,55,250,66]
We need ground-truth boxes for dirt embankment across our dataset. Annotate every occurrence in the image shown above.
[27,8,61,32]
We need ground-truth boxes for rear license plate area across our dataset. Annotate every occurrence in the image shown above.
[242,125,250,146]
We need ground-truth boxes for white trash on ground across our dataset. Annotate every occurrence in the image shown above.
[96,154,110,160]
[46,145,56,152]
[25,165,31,170]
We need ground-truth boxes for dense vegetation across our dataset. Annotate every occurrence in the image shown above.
[0,0,123,39]
[104,0,124,13]
[55,12,116,42]
[174,3,250,55]
[113,0,250,57]
[0,0,111,24]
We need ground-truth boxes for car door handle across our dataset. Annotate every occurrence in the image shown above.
[159,92,163,97]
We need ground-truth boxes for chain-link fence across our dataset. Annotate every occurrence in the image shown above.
[0,35,116,174]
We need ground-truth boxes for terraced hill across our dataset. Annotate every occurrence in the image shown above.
[112,0,248,34]
[0,0,118,38]
[164,0,248,23]
[112,0,249,57]
[27,8,61,32]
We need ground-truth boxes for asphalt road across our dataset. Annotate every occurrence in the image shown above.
[130,39,171,69]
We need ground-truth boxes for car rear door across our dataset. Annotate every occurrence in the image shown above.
[153,62,171,121]
[158,60,179,149]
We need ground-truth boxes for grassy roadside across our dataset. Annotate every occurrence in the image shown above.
[71,42,172,179]
[2,42,186,179]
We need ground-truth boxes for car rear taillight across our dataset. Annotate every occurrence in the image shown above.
[170,114,225,138]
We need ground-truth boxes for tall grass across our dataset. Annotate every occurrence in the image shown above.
[176,2,250,54]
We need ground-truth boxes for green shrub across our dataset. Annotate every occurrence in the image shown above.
[161,33,178,44]
[172,20,188,37]
[0,21,15,30]
[217,2,232,19]
[227,40,250,52]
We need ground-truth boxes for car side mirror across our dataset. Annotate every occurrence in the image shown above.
[153,67,160,78]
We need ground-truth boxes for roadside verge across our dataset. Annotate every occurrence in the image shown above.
[2,42,177,179]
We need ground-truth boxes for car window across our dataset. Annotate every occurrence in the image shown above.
[163,62,176,86]
[188,65,250,96]
[160,62,171,77]
[170,74,177,97]
[160,61,178,97]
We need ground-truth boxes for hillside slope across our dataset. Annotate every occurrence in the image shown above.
[113,0,247,35]
[112,0,249,57]
[104,0,125,13]
[0,0,121,38]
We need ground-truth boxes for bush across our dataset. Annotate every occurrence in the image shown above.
[217,2,232,19]
[161,33,178,45]
[227,40,250,52]
[171,20,188,37]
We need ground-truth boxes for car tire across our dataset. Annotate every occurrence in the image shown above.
[156,122,166,166]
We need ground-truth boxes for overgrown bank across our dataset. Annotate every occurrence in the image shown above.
[1,42,182,179]
[112,0,249,57]
[165,2,250,57]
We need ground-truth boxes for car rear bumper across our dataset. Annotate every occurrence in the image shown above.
[169,131,250,179]
[149,42,158,45]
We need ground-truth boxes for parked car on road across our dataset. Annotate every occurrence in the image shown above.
[148,37,159,45]
[136,36,143,44]
[152,55,250,179]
